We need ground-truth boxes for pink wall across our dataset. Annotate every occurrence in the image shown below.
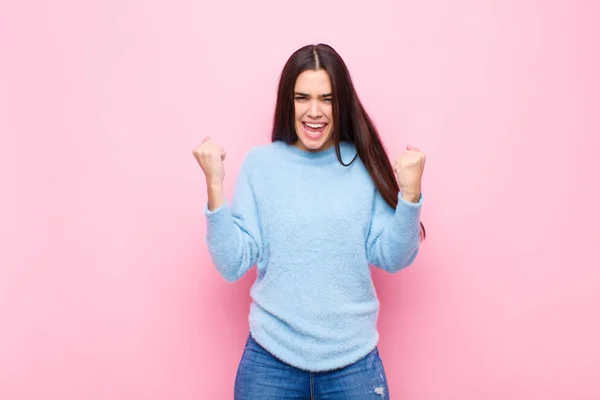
[2,0,599,398]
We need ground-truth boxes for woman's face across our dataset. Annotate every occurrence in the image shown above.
[293,69,334,152]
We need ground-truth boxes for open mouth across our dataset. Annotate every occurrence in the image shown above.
[302,122,327,139]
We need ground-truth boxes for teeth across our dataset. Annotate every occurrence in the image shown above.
[305,123,325,128]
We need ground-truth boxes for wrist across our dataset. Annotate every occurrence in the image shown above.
[206,183,225,211]
[206,179,224,189]
[401,189,421,203]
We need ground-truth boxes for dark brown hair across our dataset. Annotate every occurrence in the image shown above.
[271,43,425,239]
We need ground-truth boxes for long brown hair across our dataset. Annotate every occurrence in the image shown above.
[271,43,426,239]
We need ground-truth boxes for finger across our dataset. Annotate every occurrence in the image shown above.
[203,136,211,144]
[406,145,420,152]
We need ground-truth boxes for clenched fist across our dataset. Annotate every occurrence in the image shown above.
[394,145,426,203]
[193,137,226,185]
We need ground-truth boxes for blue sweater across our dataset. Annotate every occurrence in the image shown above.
[204,140,423,372]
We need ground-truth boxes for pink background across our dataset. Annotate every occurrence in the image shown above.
[2,0,599,398]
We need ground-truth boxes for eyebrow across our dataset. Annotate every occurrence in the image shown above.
[294,92,332,97]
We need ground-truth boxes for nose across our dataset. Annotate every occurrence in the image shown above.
[307,99,322,118]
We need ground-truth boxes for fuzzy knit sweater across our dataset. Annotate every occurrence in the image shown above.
[204,140,423,372]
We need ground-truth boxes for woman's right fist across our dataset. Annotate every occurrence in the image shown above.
[193,137,226,185]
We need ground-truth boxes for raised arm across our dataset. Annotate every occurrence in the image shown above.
[366,144,426,272]
[194,138,261,282]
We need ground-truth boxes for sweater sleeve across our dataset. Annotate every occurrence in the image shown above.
[366,190,423,273]
[204,158,262,282]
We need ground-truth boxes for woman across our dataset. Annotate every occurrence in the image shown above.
[193,43,426,399]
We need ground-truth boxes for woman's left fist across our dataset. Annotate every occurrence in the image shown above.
[394,145,426,203]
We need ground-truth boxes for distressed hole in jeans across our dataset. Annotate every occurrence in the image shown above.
[373,386,385,397]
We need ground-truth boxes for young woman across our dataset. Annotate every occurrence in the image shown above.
[193,43,426,399]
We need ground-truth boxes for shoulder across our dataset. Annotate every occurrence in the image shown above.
[237,142,284,175]
[242,142,280,164]
[337,142,370,174]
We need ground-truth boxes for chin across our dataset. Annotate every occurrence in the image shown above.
[295,127,334,152]
[300,137,332,152]
[301,138,327,150]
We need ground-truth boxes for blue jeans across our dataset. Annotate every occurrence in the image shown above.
[234,333,390,399]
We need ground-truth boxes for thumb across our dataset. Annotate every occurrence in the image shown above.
[406,144,420,151]
[203,136,211,144]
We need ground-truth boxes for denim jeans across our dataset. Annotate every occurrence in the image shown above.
[234,333,390,399]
